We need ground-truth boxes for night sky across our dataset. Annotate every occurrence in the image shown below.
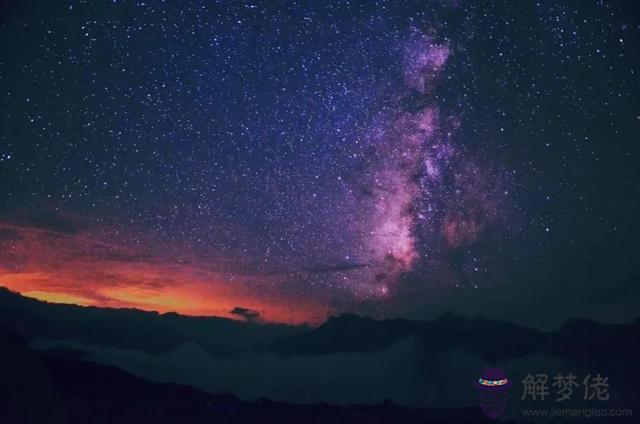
[1,0,639,326]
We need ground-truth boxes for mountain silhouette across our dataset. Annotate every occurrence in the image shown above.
[1,286,638,422]
[0,287,304,356]
[264,311,547,361]
[0,325,497,424]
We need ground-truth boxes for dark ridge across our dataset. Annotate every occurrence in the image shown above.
[0,286,305,357]
[0,326,501,424]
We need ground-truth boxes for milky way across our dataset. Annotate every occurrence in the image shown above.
[342,29,506,299]
[1,1,639,325]
[352,31,452,295]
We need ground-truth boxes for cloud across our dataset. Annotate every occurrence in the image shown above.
[230,307,261,322]
[2,209,82,234]
[0,215,329,325]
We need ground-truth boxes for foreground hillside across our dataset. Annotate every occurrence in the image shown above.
[0,287,305,356]
[1,287,638,422]
[1,328,494,424]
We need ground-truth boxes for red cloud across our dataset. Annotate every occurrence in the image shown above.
[0,220,327,325]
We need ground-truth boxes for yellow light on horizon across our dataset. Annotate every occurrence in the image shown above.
[22,290,93,307]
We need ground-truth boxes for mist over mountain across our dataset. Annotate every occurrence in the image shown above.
[1,327,497,424]
[1,288,638,423]
[0,287,305,356]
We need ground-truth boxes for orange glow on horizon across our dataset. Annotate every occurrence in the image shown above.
[0,221,329,325]
[21,290,94,307]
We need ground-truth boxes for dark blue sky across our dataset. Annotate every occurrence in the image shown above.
[1,0,639,326]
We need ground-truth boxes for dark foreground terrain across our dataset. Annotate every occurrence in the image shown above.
[1,328,495,424]
[1,288,638,423]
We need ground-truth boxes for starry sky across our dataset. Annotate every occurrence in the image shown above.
[1,0,639,326]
